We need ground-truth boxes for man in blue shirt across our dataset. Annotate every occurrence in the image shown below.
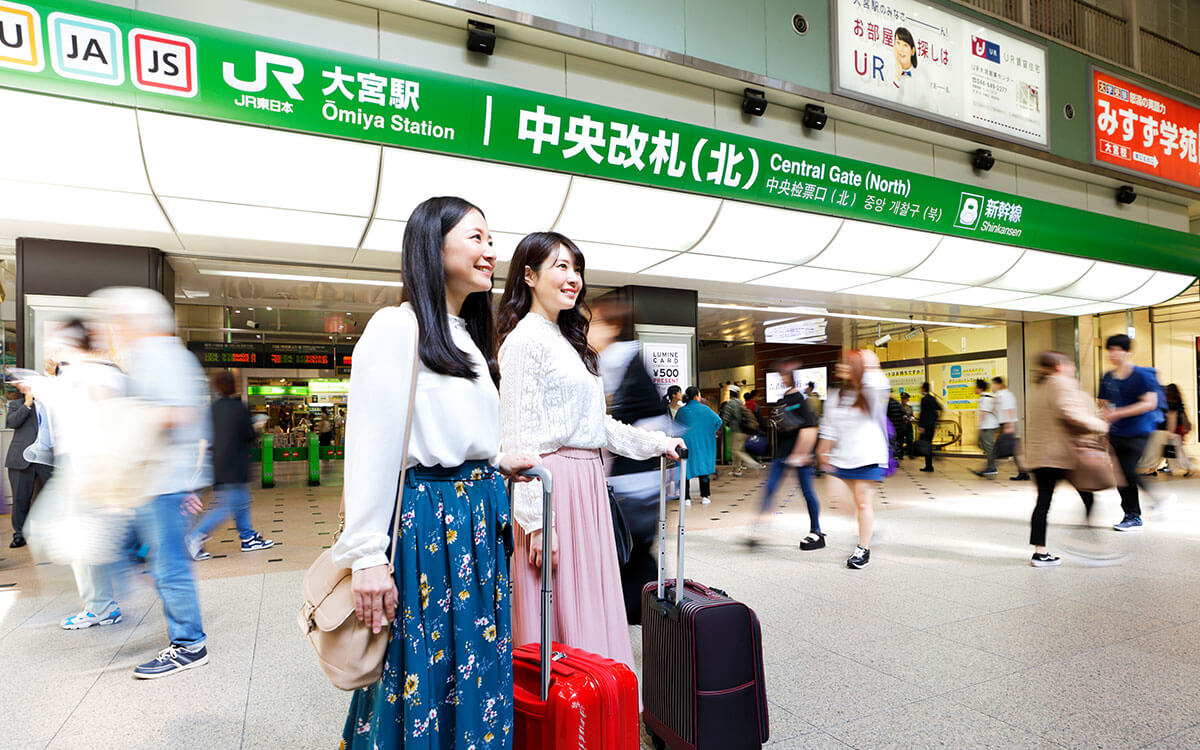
[1099,334,1166,532]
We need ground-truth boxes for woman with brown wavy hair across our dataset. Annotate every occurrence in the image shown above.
[496,231,684,672]
[816,349,890,569]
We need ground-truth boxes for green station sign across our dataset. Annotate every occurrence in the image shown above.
[2,0,1198,274]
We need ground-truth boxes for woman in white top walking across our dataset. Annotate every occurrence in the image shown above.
[817,349,890,569]
[497,232,684,672]
[335,196,535,749]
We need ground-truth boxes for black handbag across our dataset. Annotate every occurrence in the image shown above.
[994,432,1016,459]
[914,438,933,457]
[608,486,633,567]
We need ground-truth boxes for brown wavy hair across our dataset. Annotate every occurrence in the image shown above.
[496,231,598,376]
[838,349,871,413]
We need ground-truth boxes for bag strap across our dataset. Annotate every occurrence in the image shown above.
[335,308,422,570]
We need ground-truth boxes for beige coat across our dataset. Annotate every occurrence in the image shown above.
[1023,373,1109,470]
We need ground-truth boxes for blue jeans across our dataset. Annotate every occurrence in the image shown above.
[760,458,821,533]
[77,492,206,647]
[192,483,255,540]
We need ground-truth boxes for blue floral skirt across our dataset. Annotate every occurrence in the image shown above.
[341,461,513,749]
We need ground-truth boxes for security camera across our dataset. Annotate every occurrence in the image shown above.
[246,320,260,330]
[875,334,892,346]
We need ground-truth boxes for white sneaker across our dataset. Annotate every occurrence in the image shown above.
[685,498,692,507]
[62,604,122,630]
[185,533,211,561]
[701,497,711,505]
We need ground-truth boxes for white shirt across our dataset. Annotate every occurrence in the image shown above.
[332,304,503,572]
[499,312,671,533]
[995,388,1018,426]
[977,393,999,430]
[819,370,891,469]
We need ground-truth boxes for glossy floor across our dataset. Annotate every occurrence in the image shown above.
[0,457,1197,749]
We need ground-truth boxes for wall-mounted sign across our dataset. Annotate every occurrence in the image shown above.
[941,360,996,410]
[3,0,1199,273]
[833,0,1048,147]
[264,343,334,367]
[764,318,828,344]
[765,366,828,404]
[1093,68,1200,191]
[248,385,308,396]
[187,341,260,367]
[642,343,687,398]
[307,378,349,395]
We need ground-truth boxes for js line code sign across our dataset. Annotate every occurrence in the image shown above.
[1093,68,1200,191]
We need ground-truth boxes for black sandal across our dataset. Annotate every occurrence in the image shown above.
[800,532,826,551]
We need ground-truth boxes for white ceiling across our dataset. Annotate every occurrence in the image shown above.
[0,88,1192,325]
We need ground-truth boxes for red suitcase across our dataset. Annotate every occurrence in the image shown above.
[641,450,770,750]
[511,466,640,750]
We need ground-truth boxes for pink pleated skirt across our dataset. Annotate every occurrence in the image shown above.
[511,447,636,674]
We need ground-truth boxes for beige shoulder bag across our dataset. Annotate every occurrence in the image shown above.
[298,310,420,691]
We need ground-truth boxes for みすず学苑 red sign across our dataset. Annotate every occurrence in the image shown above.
[1093,69,1200,190]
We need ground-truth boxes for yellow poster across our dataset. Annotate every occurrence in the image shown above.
[941,361,997,411]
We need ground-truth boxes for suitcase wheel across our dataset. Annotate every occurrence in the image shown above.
[646,724,666,750]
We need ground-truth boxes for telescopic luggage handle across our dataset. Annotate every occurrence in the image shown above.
[654,446,687,619]
[516,466,555,702]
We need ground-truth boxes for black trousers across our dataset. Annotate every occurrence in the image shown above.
[1030,467,1094,547]
[1109,434,1149,518]
[8,463,52,537]
[684,475,710,499]
[898,423,914,457]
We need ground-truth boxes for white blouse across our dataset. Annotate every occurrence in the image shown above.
[818,370,891,469]
[332,304,503,572]
[499,312,671,533]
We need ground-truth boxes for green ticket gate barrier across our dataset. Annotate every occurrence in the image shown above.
[308,432,320,486]
[261,433,275,489]
[723,425,732,464]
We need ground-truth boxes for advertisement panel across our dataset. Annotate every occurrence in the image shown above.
[940,360,996,410]
[833,0,1048,147]
[642,343,687,398]
[1092,68,1200,191]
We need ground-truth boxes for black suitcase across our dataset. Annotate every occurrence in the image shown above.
[641,449,769,750]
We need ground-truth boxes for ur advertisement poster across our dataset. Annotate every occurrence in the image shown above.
[941,361,996,411]
[1093,69,1200,191]
[834,0,1047,147]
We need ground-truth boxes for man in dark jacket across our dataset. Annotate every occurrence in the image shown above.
[6,385,51,547]
[917,382,942,473]
[185,371,273,560]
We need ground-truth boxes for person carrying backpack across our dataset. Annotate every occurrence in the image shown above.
[1099,334,1174,531]
[720,385,762,476]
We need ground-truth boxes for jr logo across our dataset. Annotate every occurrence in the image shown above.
[222,50,304,100]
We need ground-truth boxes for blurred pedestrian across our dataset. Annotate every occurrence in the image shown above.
[748,359,822,550]
[665,384,684,418]
[972,379,999,477]
[1163,383,1192,476]
[674,387,721,506]
[589,297,672,624]
[6,382,49,548]
[817,350,890,569]
[992,377,1029,481]
[886,395,907,464]
[1099,334,1170,531]
[899,392,915,458]
[1023,351,1109,567]
[804,381,823,421]
[720,385,761,476]
[186,371,273,561]
[917,382,942,473]
[86,287,212,679]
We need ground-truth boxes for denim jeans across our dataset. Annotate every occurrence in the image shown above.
[760,458,821,533]
[76,492,206,647]
[193,483,255,540]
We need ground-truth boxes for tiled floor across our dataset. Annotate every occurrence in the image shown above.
[1,456,1198,749]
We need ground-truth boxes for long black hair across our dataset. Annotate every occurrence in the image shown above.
[401,196,498,384]
[497,231,598,376]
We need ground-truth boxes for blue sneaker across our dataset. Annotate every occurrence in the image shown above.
[133,642,209,680]
[61,605,122,630]
[1113,515,1144,532]
[240,533,274,552]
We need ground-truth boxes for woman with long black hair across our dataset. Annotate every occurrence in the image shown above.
[335,196,535,749]
[497,231,684,673]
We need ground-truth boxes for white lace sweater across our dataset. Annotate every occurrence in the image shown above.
[499,312,672,533]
